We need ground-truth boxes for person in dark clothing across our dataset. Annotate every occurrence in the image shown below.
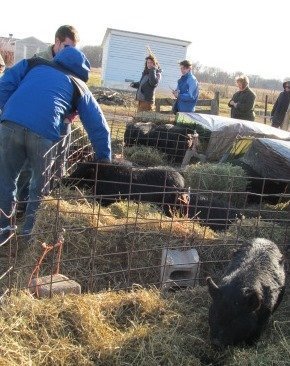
[130,54,162,112]
[271,81,290,128]
[228,75,256,121]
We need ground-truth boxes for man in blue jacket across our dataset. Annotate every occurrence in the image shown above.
[0,46,111,240]
[172,60,199,114]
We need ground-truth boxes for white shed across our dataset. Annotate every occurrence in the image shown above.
[101,28,191,90]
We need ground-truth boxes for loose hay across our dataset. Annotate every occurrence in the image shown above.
[0,287,289,366]
[15,198,217,292]
[225,217,288,245]
[123,146,168,167]
[133,111,175,124]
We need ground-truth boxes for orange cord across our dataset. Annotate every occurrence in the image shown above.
[28,235,64,297]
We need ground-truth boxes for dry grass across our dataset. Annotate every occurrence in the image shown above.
[14,197,217,292]
[184,163,249,206]
[1,286,289,365]
[123,145,168,167]
[87,69,277,125]
[133,111,175,124]
[224,217,288,245]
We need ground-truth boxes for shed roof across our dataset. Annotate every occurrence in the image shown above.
[101,28,191,48]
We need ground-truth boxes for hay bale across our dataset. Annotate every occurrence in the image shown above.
[1,287,289,365]
[184,163,249,206]
[133,111,175,124]
[124,146,167,167]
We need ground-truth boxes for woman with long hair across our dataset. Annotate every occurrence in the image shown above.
[131,54,162,112]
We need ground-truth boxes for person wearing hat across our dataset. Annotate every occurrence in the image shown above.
[271,81,290,128]
[172,60,199,114]
[0,54,5,75]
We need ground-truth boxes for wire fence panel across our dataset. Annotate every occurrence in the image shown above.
[0,118,289,299]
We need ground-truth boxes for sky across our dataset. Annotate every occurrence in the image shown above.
[1,0,289,81]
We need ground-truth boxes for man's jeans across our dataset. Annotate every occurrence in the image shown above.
[0,121,56,237]
[17,122,72,204]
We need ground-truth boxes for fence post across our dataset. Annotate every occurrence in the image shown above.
[264,95,268,124]
[155,99,161,113]
[282,106,290,131]
[211,91,220,115]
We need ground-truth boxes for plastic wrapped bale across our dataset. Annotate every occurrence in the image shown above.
[176,113,290,162]
[241,139,290,180]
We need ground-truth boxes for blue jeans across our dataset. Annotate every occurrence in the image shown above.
[0,121,56,237]
[16,123,71,204]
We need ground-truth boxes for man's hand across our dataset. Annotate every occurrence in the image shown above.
[172,90,179,98]
[229,101,237,108]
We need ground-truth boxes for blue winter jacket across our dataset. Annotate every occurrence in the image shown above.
[176,72,199,112]
[0,46,111,160]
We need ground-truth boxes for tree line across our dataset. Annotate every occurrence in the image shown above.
[191,61,289,91]
[81,46,288,91]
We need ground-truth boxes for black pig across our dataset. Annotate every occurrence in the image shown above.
[207,238,285,347]
[63,162,186,215]
[124,123,196,164]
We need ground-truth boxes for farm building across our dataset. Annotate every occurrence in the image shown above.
[0,35,48,66]
[101,28,191,90]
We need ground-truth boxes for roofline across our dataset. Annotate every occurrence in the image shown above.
[101,28,191,47]
[14,36,47,44]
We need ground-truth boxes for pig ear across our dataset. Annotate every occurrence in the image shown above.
[243,288,261,312]
[206,277,219,299]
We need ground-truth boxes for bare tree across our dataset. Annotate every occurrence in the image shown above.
[81,45,102,68]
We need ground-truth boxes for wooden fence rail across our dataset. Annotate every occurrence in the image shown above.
[155,91,220,115]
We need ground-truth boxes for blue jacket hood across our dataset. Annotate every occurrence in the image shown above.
[54,46,90,82]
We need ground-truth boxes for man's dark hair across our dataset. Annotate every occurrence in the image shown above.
[55,25,80,43]
[179,60,192,68]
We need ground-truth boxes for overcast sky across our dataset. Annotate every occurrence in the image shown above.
[1,0,289,81]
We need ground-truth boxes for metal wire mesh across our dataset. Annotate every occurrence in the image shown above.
[0,112,289,299]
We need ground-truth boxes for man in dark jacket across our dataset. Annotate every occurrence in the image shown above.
[228,75,256,121]
[131,55,162,112]
[271,81,290,128]
[0,46,111,240]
